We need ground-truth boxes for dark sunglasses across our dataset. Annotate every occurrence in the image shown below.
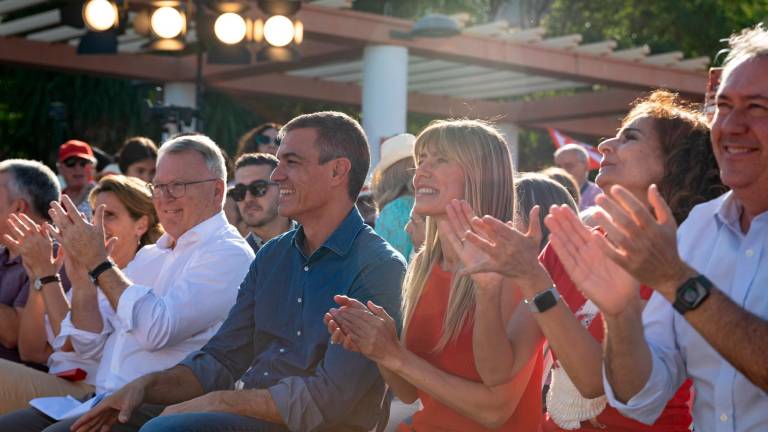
[228,180,277,202]
[254,134,280,147]
[62,158,92,168]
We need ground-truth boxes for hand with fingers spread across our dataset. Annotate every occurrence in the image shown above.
[3,213,59,279]
[591,184,690,294]
[328,298,402,369]
[47,195,109,271]
[70,382,145,432]
[446,200,550,293]
[443,200,503,289]
[544,204,641,316]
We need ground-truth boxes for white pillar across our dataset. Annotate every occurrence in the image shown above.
[163,82,197,137]
[361,45,408,171]
[496,122,520,170]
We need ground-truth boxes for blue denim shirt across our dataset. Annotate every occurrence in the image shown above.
[181,208,406,432]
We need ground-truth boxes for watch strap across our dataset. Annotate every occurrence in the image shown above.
[34,274,61,290]
[524,286,560,313]
[89,259,116,283]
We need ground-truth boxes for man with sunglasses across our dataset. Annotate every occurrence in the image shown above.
[230,153,294,253]
[57,140,97,220]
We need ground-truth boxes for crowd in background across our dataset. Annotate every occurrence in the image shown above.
[0,24,765,432]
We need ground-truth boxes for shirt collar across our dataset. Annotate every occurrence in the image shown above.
[156,211,229,250]
[291,208,365,257]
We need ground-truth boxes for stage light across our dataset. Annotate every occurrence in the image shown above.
[82,0,119,32]
[150,6,185,40]
[214,12,248,45]
[263,15,294,48]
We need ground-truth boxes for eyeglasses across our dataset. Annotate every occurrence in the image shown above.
[147,178,217,200]
[228,180,277,202]
[62,158,92,168]
[254,134,280,147]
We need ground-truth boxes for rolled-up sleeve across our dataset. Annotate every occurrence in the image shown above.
[113,242,254,351]
[603,292,687,424]
[55,311,112,359]
[268,255,405,431]
[180,259,260,392]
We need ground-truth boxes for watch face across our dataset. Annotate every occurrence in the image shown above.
[534,291,558,311]
[682,286,701,304]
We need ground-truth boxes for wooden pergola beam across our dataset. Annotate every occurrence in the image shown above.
[295,4,708,95]
[0,36,193,81]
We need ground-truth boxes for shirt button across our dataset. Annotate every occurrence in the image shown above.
[279,348,285,353]
[720,413,728,422]
[746,249,754,257]
[263,371,269,376]
[296,330,301,336]
[304,266,309,271]
[297,297,302,303]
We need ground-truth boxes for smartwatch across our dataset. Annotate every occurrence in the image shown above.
[89,258,116,284]
[33,274,61,291]
[524,286,560,313]
[672,275,712,315]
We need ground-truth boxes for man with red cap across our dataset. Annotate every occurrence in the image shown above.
[57,140,96,220]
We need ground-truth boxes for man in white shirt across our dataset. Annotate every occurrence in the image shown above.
[547,25,768,431]
[0,135,254,431]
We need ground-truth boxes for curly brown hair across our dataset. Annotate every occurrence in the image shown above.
[623,90,728,224]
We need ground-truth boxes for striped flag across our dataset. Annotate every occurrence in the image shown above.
[547,128,601,171]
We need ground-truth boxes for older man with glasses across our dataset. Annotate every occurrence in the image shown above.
[0,134,255,431]
[228,153,294,253]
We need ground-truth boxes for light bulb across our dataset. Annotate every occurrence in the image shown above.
[82,0,118,32]
[214,13,247,45]
[151,6,185,39]
[263,15,294,48]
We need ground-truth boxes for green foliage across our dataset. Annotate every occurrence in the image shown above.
[544,0,767,60]
[353,0,493,22]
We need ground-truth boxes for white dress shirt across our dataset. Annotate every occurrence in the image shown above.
[604,191,768,431]
[56,212,254,393]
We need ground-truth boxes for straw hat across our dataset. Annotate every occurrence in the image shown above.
[373,133,416,175]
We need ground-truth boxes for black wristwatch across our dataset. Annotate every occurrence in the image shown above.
[89,258,116,284]
[524,286,560,313]
[672,275,712,315]
[33,274,61,291]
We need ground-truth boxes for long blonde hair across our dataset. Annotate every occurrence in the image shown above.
[402,119,516,351]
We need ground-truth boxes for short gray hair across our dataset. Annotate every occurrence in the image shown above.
[157,134,227,181]
[0,159,61,221]
[723,23,768,76]
[554,143,588,163]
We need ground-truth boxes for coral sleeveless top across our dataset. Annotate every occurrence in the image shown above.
[405,264,543,431]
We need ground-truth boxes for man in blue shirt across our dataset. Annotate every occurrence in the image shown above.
[74,112,407,432]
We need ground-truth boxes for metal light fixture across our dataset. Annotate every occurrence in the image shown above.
[134,2,188,52]
[253,0,302,62]
[206,1,252,64]
[214,12,249,45]
[82,0,119,31]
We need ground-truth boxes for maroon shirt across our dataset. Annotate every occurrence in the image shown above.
[0,246,30,363]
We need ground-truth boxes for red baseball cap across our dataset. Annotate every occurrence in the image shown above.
[59,140,96,163]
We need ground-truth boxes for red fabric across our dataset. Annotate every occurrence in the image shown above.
[405,264,543,432]
[539,244,692,432]
[58,139,95,162]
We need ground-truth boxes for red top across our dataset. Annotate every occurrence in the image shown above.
[405,264,543,432]
[540,244,692,432]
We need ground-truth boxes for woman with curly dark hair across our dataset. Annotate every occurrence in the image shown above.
[448,90,726,432]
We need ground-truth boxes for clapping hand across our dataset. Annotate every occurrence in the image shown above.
[591,185,690,294]
[3,213,60,279]
[544,204,640,316]
[326,296,401,368]
[47,195,109,271]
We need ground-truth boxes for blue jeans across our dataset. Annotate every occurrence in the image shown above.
[140,412,289,432]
